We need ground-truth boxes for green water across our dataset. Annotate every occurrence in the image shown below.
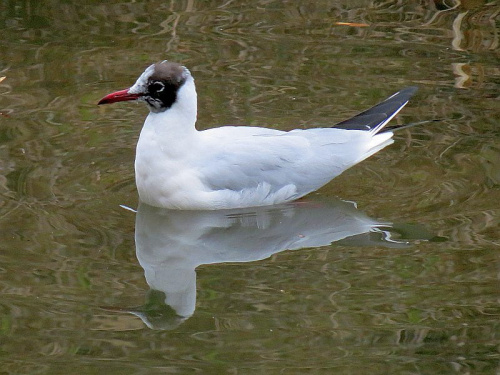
[1,0,499,374]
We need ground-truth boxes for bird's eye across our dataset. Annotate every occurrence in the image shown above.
[150,81,165,93]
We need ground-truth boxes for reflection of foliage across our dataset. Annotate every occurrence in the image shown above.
[0,76,8,118]
[480,144,500,186]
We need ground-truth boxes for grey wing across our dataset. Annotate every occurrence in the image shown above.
[198,129,359,198]
[200,136,305,193]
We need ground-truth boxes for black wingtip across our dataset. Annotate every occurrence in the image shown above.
[333,86,419,132]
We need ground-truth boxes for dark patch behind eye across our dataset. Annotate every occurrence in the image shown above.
[146,62,188,111]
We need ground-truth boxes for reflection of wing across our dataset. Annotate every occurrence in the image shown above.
[136,199,391,267]
[195,200,388,263]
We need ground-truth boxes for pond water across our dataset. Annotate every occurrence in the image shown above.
[1,0,499,373]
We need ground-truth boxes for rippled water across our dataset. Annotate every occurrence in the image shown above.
[1,0,499,374]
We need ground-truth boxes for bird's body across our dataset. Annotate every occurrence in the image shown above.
[98,61,418,210]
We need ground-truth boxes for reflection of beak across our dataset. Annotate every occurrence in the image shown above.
[97,88,141,105]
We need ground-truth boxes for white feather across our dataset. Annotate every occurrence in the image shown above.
[127,65,415,210]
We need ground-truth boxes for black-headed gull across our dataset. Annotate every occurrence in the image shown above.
[98,61,418,210]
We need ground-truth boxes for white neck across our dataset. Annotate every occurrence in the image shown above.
[135,75,202,207]
[148,75,197,132]
[138,76,198,155]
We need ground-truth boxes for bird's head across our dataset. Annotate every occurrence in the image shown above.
[98,61,194,113]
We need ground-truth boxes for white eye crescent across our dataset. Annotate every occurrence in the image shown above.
[151,81,165,93]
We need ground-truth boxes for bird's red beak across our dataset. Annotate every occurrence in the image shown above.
[98,89,141,105]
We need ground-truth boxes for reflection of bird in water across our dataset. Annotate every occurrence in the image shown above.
[104,199,436,330]
[98,61,418,210]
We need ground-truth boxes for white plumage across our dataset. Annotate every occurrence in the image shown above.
[98,61,418,210]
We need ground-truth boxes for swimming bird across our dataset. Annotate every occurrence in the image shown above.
[98,61,418,210]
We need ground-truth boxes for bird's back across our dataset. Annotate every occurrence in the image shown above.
[195,125,386,209]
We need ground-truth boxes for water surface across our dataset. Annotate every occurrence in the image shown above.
[1,0,499,373]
